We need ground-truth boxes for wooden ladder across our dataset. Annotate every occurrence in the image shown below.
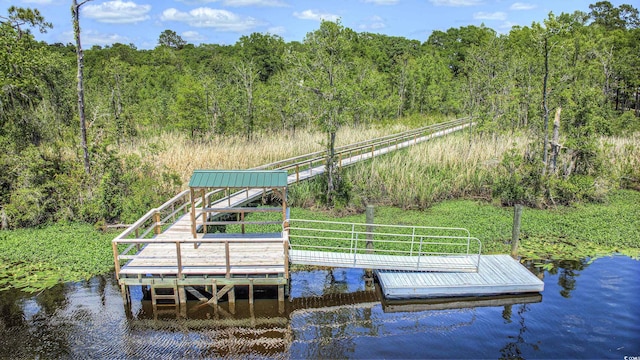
[150,284,180,306]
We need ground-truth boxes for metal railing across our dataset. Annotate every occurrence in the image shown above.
[286,219,482,271]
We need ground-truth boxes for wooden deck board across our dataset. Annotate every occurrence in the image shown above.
[376,254,544,299]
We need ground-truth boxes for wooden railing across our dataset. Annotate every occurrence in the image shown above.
[113,232,289,280]
[253,117,472,182]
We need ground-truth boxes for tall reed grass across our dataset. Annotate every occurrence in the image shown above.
[118,125,412,186]
[345,133,522,209]
[345,132,640,210]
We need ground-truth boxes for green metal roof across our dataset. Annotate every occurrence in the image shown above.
[188,170,288,188]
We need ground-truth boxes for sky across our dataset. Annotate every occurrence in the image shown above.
[4,0,630,49]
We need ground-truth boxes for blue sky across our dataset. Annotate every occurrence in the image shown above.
[4,0,629,49]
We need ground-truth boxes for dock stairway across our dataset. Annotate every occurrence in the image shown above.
[286,219,482,273]
[150,284,182,306]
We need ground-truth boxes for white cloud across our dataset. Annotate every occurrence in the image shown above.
[360,15,386,30]
[293,9,339,22]
[429,0,481,6]
[161,7,262,32]
[362,0,399,5]
[223,0,287,6]
[182,30,206,42]
[22,0,55,4]
[63,29,130,46]
[177,0,286,5]
[473,11,507,20]
[499,21,519,30]
[176,0,219,3]
[82,0,151,24]
[510,2,536,10]
[267,26,286,35]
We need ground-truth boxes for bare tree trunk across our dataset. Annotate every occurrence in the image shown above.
[542,37,550,176]
[72,0,91,175]
[636,87,640,117]
[551,106,562,174]
[326,130,336,205]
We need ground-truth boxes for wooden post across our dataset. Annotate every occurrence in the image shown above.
[176,242,183,278]
[153,211,161,235]
[228,286,236,313]
[511,204,523,258]
[241,211,245,234]
[225,241,231,278]
[190,188,197,238]
[112,241,121,280]
[365,205,374,288]
[284,236,290,280]
[366,205,374,253]
[296,164,300,182]
[201,189,207,234]
[282,187,287,223]
[248,279,254,305]
[210,279,218,305]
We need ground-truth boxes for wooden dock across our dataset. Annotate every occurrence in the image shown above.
[119,233,286,277]
[376,255,544,299]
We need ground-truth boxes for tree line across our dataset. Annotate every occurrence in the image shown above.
[0,2,638,228]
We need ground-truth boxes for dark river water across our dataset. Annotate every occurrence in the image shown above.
[0,255,638,359]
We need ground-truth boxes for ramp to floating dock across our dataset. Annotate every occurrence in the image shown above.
[377,255,544,299]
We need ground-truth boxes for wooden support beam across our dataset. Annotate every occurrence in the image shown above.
[178,286,187,305]
[185,286,208,303]
[201,189,206,234]
[278,284,284,303]
[248,279,254,305]
[209,280,218,305]
[120,284,130,304]
[112,242,121,280]
[176,242,183,279]
[190,187,197,238]
[207,284,234,305]
[225,241,231,278]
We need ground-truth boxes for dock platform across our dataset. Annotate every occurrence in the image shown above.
[376,255,544,299]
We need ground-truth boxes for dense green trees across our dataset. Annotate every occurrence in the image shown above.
[0,2,638,228]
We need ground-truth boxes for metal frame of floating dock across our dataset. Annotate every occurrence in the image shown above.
[376,255,544,299]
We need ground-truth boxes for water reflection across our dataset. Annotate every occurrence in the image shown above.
[0,257,638,359]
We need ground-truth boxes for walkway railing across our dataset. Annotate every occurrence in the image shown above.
[253,117,472,182]
[286,219,482,272]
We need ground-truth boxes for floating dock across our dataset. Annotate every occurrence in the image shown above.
[376,255,544,299]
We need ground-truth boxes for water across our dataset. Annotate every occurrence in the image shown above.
[0,256,638,359]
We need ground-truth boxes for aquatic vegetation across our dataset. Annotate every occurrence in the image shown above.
[0,224,114,292]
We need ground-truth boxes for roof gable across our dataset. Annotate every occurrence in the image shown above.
[188,170,288,188]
